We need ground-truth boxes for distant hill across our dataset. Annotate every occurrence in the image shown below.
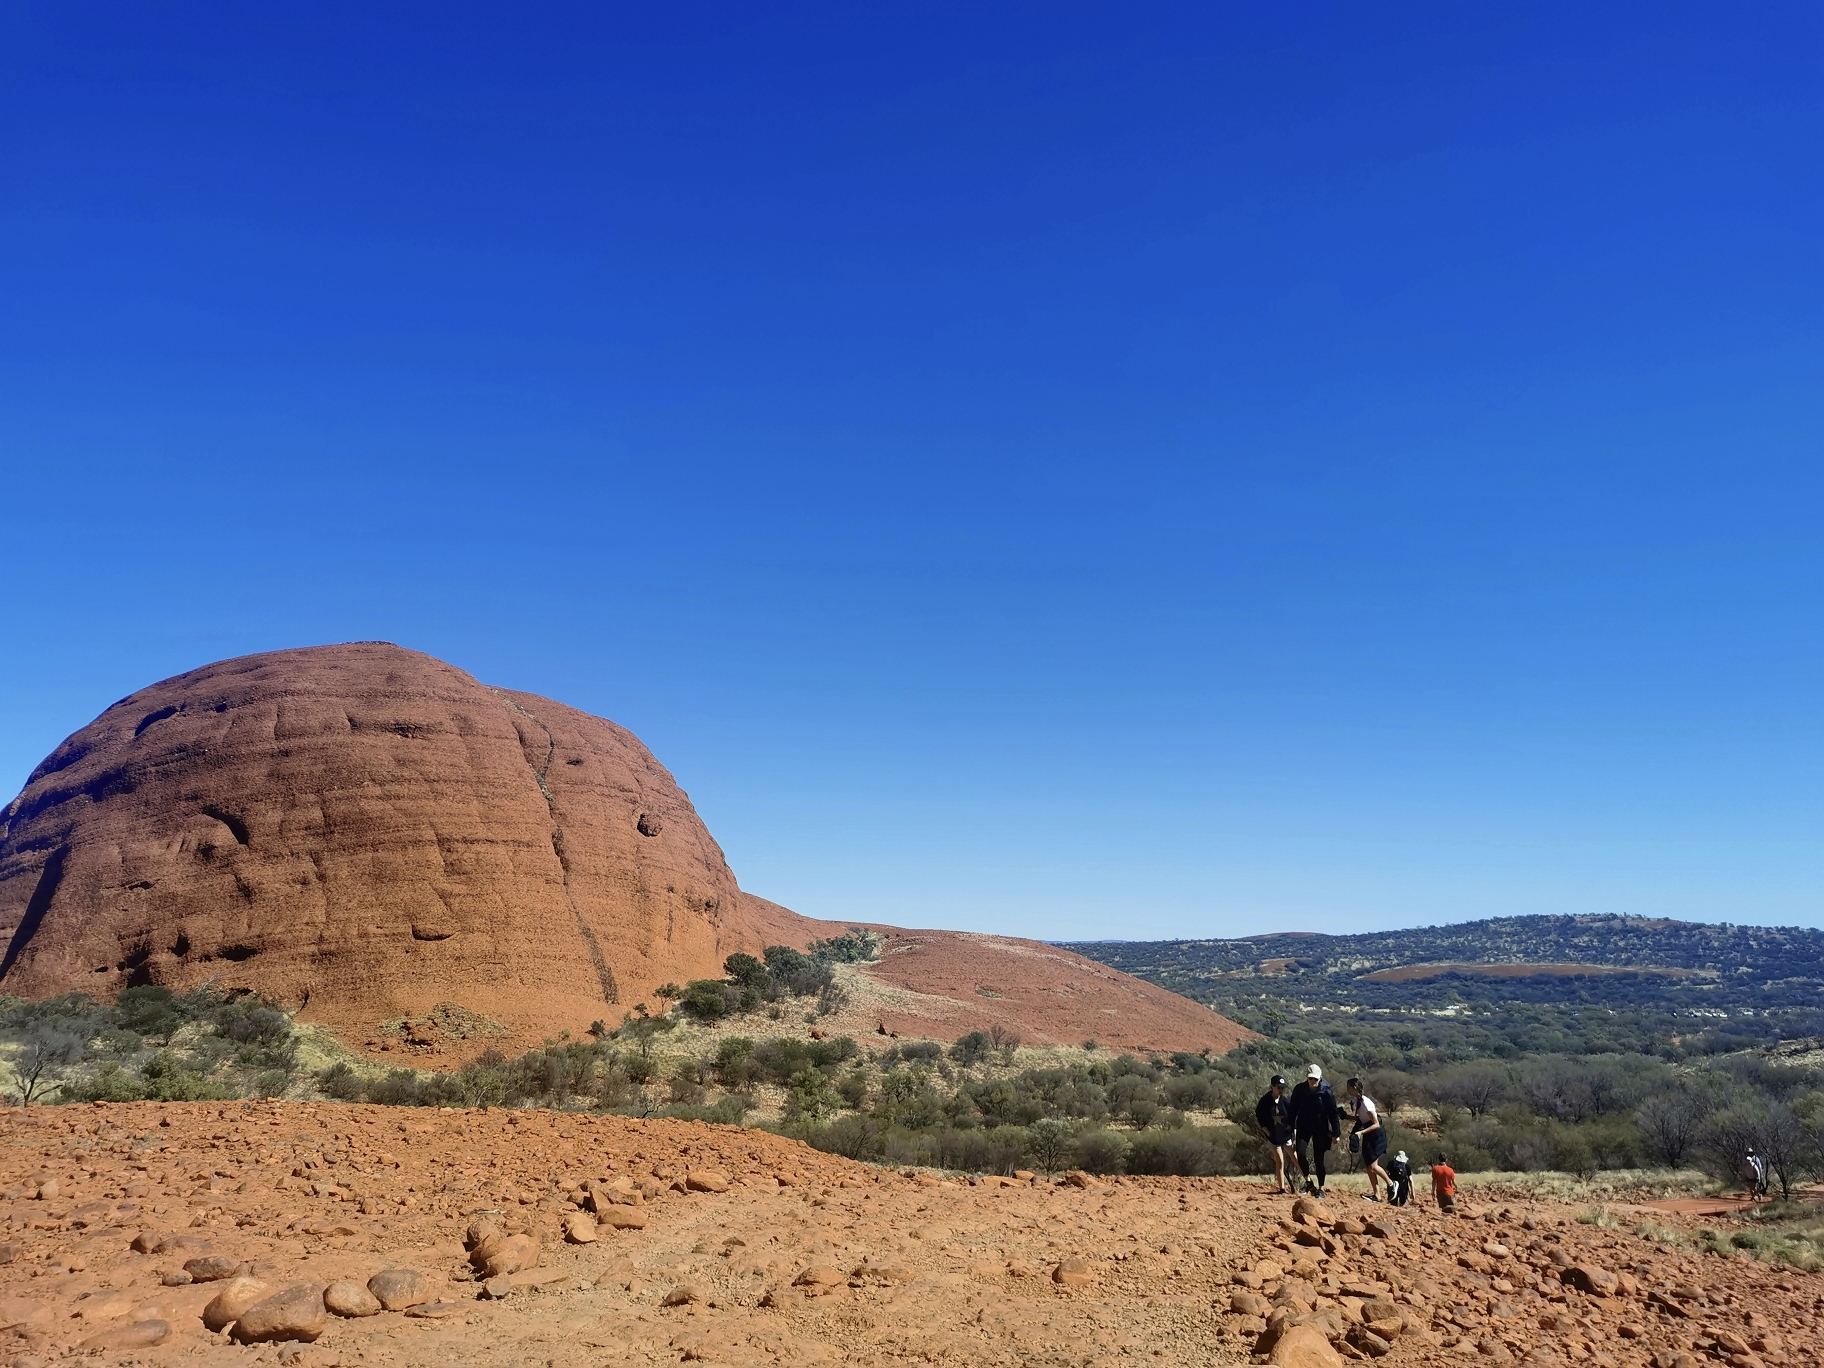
[1066,915,1824,1015]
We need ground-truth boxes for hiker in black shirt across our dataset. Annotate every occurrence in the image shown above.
[1285,1063,1342,1197]
[1386,1150,1413,1207]
[1254,1075,1293,1194]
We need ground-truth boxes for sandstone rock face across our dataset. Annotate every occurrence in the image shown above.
[0,643,743,1050]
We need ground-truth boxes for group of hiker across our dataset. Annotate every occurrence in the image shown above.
[1253,1064,1456,1211]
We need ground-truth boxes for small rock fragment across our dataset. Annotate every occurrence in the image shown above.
[404,1300,465,1319]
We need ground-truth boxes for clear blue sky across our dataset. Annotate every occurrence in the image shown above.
[2,4,1819,940]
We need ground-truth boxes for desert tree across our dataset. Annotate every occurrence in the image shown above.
[15,1025,85,1105]
[1635,1090,1710,1169]
[1025,1118,1075,1176]
[1429,1064,1510,1118]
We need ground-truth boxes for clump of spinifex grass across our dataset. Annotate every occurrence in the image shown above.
[1694,1204,1824,1272]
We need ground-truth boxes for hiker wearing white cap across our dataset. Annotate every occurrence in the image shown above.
[1285,1064,1341,1197]
[1386,1149,1413,1206]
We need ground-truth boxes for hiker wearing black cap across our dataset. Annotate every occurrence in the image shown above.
[1254,1075,1294,1194]
[1286,1063,1341,1197]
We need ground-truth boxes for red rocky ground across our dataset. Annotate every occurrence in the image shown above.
[0,1103,1815,1368]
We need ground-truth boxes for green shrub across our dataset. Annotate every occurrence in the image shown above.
[1076,1129,1130,1175]
[1127,1129,1220,1177]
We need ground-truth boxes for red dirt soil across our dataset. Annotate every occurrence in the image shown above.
[0,1101,1808,1368]
[743,895,1254,1055]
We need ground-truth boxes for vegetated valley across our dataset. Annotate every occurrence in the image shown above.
[1062,916,1824,1210]
[13,914,1824,1272]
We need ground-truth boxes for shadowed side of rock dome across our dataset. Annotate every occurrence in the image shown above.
[0,642,744,1052]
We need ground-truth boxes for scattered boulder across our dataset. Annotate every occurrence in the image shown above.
[685,1170,730,1193]
[476,1232,539,1278]
[1052,1258,1097,1287]
[597,1207,648,1230]
[1291,1196,1329,1226]
[1347,1324,1393,1358]
[367,1268,434,1312]
[662,1283,711,1306]
[183,1254,248,1282]
[324,1281,382,1318]
[1265,1321,1343,1368]
[793,1267,846,1296]
[230,1284,327,1344]
[850,1262,917,1285]
[1561,1265,1617,1297]
[1358,1297,1401,1325]
[1231,1291,1270,1316]
[587,1178,643,1211]
[202,1276,273,1332]
[562,1213,599,1244]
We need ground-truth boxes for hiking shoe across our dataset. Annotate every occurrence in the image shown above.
[1363,1194,1380,1202]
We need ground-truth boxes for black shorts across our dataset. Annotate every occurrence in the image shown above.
[1361,1129,1388,1165]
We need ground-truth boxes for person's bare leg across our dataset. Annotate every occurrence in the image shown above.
[1272,1145,1287,1193]
[1367,1159,1388,1199]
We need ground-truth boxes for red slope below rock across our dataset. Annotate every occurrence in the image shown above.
[741,893,1254,1055]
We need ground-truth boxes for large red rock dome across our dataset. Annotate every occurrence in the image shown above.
[0,643,743,1049]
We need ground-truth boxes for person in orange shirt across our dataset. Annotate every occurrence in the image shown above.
[1431,1153,1458,1214]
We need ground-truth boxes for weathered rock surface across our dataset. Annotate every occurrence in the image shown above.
[366,1267,433,1311]
[200,1275,271,1331]
[0,643,744,1053]
[229,1283,326,1343]
[323,1280,381,1317]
